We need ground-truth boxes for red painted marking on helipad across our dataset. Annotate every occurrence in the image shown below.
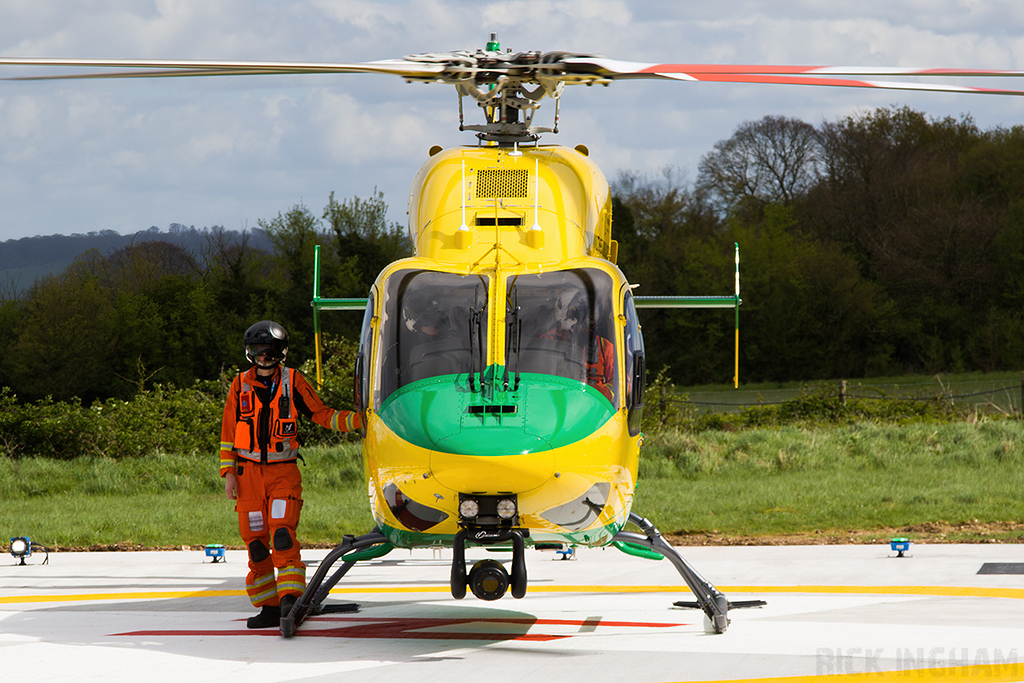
[114,615,686,641]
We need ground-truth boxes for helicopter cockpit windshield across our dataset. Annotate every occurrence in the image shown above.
[507,268,618,407]
[378,269,489,406]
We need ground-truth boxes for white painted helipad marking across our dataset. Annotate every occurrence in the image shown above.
[2,545,1023,682]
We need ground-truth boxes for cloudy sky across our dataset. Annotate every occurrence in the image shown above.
[2,0,1024,242]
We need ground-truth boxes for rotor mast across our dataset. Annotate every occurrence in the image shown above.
[452,34,565,143]
[404,34,597,145]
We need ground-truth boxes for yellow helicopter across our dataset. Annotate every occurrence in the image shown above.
[6,35,1024,638]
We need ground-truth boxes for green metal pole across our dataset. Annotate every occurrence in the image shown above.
[313,245,323,388]
[734,242,740,389]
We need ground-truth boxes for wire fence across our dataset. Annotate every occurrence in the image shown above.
[670,377,1024,415]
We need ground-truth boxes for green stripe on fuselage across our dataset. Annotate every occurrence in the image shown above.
[377,369,615,455]
[377,520,625,549]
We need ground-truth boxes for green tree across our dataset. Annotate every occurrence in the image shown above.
[200,226,274,363]
[8,274,116,402]
[324,189,412,294]
[612,169,734,385]
[806,107,1002,373]
[258,203,329,361]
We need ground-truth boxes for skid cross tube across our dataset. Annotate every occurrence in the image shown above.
[612,512,730,633]
[280,529,389,638]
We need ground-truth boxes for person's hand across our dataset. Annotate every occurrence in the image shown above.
[224,471,238,500]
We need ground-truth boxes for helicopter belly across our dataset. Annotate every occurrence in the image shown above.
[363,408,638,548]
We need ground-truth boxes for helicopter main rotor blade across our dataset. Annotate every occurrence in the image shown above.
[561,57,1024,96]
[655,71,1024,97]
[0,57,448,81]
[562,59,1024,78]
[5,53,1024,97]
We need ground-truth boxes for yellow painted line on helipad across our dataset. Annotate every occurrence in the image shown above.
[687,663,1024,683]
[3,584,1024,604]
[517,584,1024,600]
[0,589,244,604]
[721,584,1024,600]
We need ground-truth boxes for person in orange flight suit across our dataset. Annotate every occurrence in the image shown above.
[540,301,616,403]
[583,333,616,403]
[221,320,363,629]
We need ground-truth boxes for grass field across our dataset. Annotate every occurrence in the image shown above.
[638,424,1024,543]
[4,417,1023,549]
[0,448,373,549]
[677,371,1024,414]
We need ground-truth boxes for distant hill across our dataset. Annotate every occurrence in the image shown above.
[0,224,274,296]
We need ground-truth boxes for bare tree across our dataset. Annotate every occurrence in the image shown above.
[697,115,821,213]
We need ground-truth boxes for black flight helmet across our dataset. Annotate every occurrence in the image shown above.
[244,320,289,367]
[404,288,449,335]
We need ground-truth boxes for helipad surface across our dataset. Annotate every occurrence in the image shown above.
[2,543,1023,682]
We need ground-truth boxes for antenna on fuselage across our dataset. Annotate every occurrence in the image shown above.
[456,158,472,249]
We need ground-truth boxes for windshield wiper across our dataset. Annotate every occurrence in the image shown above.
[469,307,479,392]
[468,284,486,393]
[504,283,522,391]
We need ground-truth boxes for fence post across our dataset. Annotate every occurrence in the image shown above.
[659,384,667,428]
[839,380,847,406]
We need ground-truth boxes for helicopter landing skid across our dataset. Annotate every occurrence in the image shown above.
[612,512,758,634]
[280,529,389,638]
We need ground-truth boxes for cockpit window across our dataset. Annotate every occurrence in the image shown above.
[506,269,618,407]
[377,269,489,407]
[623,290,645,435]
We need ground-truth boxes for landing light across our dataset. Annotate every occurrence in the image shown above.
[204,544,226,563]
[496,498,517,520]
[459,499,480,519]
[10,536,30,564]
[890,537,911,558]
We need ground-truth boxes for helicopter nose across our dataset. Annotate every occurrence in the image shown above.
[430,448,555,493]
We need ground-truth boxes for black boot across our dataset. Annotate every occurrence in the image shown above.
[280,594,297,618]
[246,604,281,628]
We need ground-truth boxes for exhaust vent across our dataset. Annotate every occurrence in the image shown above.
[476,216,524,227]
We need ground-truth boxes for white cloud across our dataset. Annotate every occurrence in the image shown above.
[0,95,43,139]
[2,0,1024,240]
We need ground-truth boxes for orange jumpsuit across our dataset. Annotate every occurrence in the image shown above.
[541,328,616,404]
[220,365,362,608]
[584,336,616,403]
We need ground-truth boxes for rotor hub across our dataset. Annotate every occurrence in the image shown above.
[402,49,605,143]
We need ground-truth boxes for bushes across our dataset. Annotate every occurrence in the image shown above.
[644,377,971,434]
[295,334,360,448]
[1,383,222,459]
[0,355,999,461]
[0,336,357,459]
[723,386,963,429]
[1,390,97,459]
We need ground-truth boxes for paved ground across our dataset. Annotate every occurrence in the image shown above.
[3,542,1024,682]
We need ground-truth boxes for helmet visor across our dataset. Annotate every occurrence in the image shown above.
[246,344,286,366]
